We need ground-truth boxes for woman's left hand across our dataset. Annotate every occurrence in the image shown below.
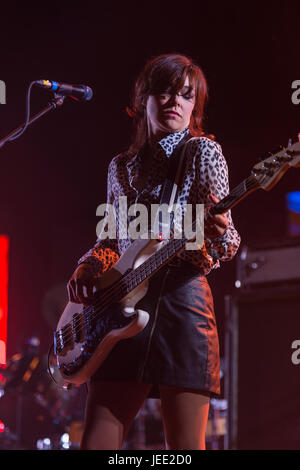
[204,194,229,239]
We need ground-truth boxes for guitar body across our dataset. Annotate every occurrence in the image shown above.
[54,237,164,385]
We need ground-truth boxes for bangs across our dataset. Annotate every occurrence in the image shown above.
[148,59,196,96]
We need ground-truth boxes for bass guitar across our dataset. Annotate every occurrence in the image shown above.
[48,141,300,388]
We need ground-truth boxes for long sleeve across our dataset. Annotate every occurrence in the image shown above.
[177,137,241,272]
[77,159,120,277]
[198,139,241,264]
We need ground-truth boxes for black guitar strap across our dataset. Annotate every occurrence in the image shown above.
[155,133,193,237]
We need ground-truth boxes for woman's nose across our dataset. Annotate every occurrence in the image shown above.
[168,93,181,106]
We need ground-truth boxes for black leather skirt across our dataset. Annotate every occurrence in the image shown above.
[91,261,220,398]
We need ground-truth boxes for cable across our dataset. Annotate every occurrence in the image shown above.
[6,81,36,142]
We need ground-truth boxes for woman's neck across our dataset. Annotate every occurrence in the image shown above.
[147,129,168,148]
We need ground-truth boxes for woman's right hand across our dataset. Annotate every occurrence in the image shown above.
[67,263,100,305]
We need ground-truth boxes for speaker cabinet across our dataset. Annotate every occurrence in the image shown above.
[224,284,300,449]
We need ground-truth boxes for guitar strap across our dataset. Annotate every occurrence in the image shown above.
[154,133,195,238]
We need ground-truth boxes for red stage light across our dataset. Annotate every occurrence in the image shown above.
[0,235,9,366]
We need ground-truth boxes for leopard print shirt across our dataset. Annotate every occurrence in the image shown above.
[78,128,241,276]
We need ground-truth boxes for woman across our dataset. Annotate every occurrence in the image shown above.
[67,53,241,450]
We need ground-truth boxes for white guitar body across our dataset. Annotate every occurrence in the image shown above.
[55,237,165,385]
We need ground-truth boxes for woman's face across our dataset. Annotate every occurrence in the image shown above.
[146,75,195,142]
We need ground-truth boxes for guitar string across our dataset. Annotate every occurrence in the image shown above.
[56,174,261,349]
[57,238,185,349]
[58,153,298,348]
[60,158,294,348]
[56,174,260,350]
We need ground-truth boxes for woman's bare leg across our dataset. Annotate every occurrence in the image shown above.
[80,380,152,450]
[159,385,210,450]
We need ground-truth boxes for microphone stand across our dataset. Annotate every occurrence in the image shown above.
[0,94,65,150]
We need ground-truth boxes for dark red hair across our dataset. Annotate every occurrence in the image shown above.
[126,53,214,154]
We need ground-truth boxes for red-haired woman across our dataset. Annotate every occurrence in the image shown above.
[67,53,241,450]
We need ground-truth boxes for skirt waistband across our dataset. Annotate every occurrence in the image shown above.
[165,257,207,280]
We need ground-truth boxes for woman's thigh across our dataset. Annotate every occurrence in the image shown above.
[80,380,153,450]
[159,384,210,450]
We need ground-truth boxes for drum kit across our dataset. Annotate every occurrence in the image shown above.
[0,338,86,450]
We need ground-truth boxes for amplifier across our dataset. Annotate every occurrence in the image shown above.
[224,286,300,449]
[235,237,300,290]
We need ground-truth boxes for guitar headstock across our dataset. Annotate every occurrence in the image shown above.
[251,141,300,190]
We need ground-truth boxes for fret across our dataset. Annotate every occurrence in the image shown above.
[210,176,257,215]
[145,265,152,275]
[166,245,175,255]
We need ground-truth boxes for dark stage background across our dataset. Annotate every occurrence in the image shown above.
[0,2,299,380]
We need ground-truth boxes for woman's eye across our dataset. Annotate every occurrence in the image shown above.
[159,91,194,101]
[183,94,194,100]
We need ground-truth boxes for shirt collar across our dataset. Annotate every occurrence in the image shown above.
[158,127,190,157]
[127,127,190,170]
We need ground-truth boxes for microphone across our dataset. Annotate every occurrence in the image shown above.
[35,79,93,101]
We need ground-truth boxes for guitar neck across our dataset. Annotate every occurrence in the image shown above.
[209,174,258,215]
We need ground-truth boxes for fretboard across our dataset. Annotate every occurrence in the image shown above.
[209,174,258,215]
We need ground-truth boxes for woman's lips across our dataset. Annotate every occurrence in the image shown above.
[164,110,181,117]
